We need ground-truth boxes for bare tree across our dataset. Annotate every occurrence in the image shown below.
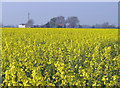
[26,19,34,28]
[49,16,66,28]
[66,16,79,28]
[55,16,66,28]
[102,22,109,28]
[55,16,66,25]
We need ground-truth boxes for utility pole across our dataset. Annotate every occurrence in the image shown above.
[28,12,30,28]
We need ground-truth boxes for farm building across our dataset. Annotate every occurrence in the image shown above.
[58,24,65,28]
[18,24,26,28]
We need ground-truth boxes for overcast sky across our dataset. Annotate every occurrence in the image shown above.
[2,2,118,26]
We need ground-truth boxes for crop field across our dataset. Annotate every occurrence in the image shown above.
[2,28,120,87]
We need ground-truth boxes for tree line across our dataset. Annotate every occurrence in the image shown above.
[33,16,80,28]
[1,16,117,28]
[29,16,117,28]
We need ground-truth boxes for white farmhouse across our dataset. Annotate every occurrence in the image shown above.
[18,24,26,28]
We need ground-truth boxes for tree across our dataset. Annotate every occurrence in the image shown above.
[44,22,50,28]
[102,22,109,28]
[0,22,2,27]
[109,24,116,28]
[49,16,66,28]
[26,19,34,28]
[92,25,95,28]
[55,16,66,28]
[49,17,57,28]
[66,16,79,28]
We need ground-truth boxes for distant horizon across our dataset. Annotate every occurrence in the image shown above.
[2,2,118,26]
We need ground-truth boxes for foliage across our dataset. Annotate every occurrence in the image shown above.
[2,28,119,87]
[66,16,79,28]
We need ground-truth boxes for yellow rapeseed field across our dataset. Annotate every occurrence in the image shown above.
[2,28,120,87]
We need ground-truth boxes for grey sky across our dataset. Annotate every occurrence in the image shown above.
[2,2,118,26]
